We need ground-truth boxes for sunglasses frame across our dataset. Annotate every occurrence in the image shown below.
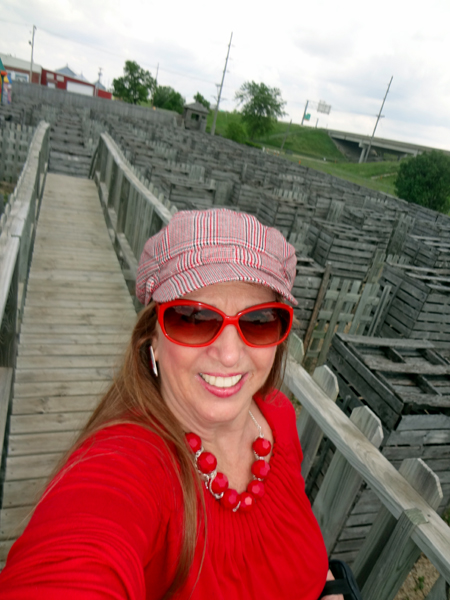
[155,300,293,348]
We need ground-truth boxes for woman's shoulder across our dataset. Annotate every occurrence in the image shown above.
[255,388,297,422]
[61,421,176,486]
[74,421,170,455]
[255,389,300,447]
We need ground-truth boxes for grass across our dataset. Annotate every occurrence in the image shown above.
[257,121,345,161]
[290,157,400,196]
[206,110,400,196]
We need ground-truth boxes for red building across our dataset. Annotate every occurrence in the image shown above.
[0,54,111,100]
[42,66,112,99]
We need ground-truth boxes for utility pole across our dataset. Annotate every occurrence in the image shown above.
[155,63,159,87]
[96,67,102,96]
[29,25,36,84]
[364,75,393,163]
[210,32,233,136]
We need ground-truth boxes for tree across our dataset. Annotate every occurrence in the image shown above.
[112,60,155,105]
[235,81,286,139]
[225,121,247,144]
[152,86,185,114]
[395,150,450,213]
[194,92,210,111]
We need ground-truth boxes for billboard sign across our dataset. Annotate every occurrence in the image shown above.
[317,101,331,115]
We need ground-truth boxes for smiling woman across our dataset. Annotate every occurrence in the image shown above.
[0,209,342,600]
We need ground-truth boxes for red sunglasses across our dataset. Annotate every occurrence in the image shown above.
[155,300,293,348]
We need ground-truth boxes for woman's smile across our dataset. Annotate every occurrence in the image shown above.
[199,373,244,388]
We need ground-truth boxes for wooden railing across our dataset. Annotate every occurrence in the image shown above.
[0,121,50,464]
[286,334,450,599]
[91,132,174,301]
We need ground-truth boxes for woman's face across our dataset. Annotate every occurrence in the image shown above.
[152,282,277,434]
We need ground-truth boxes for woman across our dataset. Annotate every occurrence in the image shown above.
[0,209,342,599]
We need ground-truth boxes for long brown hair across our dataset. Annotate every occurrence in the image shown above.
[65,299,288,597]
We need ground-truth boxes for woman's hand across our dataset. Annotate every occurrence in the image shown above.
[321,569,344,600]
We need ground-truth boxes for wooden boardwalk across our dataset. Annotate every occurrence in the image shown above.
[0,173,137,564]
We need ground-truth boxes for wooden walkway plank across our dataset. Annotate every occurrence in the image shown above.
[0,173,137,556]
[11,395,101,415]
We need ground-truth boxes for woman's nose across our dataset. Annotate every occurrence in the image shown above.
[209,324,245,366]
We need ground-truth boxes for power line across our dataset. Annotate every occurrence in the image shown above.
[0,17,219,87]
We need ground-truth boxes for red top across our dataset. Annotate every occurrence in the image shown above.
[0,391,328,599]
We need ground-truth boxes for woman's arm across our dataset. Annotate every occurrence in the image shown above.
[0,425,177,599]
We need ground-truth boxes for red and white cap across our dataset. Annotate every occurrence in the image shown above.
[136,209,298,306]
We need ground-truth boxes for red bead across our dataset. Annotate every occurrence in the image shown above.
[186,432,202,453]
[239,492,255,512]
[251,459,270,480]
[252,437,272,457]
[197,452,217,474]
[247,480,265,499]
[221,488,240,510]
[211,472,229,495]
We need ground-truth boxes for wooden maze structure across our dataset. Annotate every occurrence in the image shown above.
[0,100,449,597]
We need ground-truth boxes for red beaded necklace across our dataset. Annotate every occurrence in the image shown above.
[185,411,272,512]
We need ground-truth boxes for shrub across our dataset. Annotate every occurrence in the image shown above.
[225,122,247,144]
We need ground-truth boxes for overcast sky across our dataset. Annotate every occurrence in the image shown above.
[2,0,449,151]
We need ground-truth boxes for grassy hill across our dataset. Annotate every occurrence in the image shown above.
[206,111,400,196]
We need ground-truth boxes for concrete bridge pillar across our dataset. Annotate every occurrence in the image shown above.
[359,144,368,163]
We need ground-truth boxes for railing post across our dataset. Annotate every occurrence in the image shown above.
[354,458,443,600]
[287,333,340,480]
[425,575,449,600]
[312,406,383,553]
[297,365,339,480]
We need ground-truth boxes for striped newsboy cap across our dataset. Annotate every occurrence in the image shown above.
[136,208,298,306]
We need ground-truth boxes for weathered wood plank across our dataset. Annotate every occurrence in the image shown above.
[14,367,116,384]
[338,334,436,349]
[12,395,100,415]
[2,479,48,508]
[8,430,80,456]
[0,368,13,453]
[312,406,383,553]
[353,458,443,589]
[18,343,125,356]
[361,355,450,375]
[9,411,92,435]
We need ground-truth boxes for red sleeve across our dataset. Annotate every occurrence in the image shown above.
[0,424,179,600]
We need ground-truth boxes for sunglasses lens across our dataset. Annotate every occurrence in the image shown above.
[239,307,291,346]
[163,305,223,345]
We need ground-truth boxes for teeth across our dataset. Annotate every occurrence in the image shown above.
[201,374,243,388]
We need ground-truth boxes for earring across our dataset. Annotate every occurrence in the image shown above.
[149,346,158,377]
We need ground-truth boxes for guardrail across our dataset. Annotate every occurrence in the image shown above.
[0,121,50,466]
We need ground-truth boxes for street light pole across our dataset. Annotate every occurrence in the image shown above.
[29,25,36,84]
[210,32,233,136]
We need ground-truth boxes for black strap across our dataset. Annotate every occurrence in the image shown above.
[318,559,363,600]
[319,578,352,597]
